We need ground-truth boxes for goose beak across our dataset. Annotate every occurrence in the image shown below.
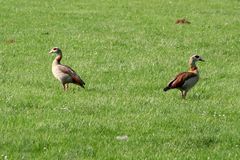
[49,51,53,54]
[199,58,205,62]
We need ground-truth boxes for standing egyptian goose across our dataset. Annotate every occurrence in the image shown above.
[49,47,85,90]
[163,55,204,99]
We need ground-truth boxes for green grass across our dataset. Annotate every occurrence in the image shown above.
[1,0,240,159]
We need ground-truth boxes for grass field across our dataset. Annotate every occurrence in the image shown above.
[1,0,240,159]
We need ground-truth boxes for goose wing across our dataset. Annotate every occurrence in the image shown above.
[167,72,197,89]
[58,64,85,87]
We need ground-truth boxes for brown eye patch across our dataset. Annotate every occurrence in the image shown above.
[195,55,199,58]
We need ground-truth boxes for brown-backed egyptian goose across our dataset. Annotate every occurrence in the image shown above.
[163,55,204,99]
[49,47,85,90]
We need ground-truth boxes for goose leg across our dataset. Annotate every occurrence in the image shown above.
[182,91,187,99]
[62,84,66,91]
[66,84,69,90]
[181,91,184,98]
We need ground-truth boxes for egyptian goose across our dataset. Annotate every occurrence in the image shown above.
[163,55,204,99]
[49,47,85,90]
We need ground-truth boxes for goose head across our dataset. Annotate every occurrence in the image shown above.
[190,54,205,63]
[49,47,62,55]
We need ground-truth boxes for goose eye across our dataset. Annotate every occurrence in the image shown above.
[53,48,57,50]
[195,55,199,58]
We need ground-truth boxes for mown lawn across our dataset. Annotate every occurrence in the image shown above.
[1,0,240,159]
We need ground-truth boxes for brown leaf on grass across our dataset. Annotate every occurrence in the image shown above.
[176,19,191,24]
[41,32,49,35]
[5,39,16,44]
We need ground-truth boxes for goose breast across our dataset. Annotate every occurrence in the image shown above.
[181,75,199,91]
[52,65,72,83]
